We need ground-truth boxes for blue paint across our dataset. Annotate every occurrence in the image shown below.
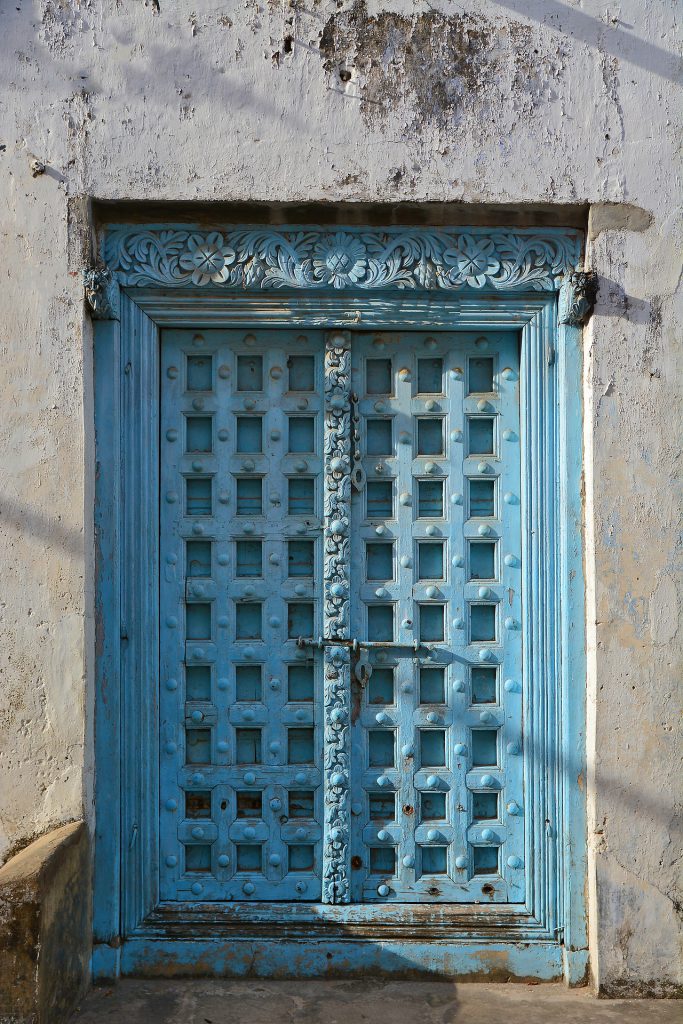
[92,226,588,982]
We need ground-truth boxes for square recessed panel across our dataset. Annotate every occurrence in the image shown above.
[288,355,315,391]
[236,417,263,453]
[236,791,263,818]
[469,357,494,393]
[473,846,498,875]
[366,358,392,394]
[417,418,444,456]
[186,791,212,818]
[186,417,212,452]
[186,666,211,701]
[236,728,262,763]
[288,728,315,763]
[186,477,212,516]
[186,541,212,577]
[288,417,315,453]
[420,730,446,767]
[417,358,443,394]
[236,844,262,871]
[235,665,262,702]
[421,846,447,874]
[472,792,498,820]
[236,602,262,640]
[369,793,396,820]
[420,667,445,704]
[186,603,211,640]
[288,478,314,515]
[288,664,314,702]
[418,543,444,580]
[468,418,494,455]
[421,792,446,821]
[288,844,315,871]
[367,605,393,641]
[368,730,394,767]
[472,730,498,766]
[370,847,396,874]
[366,543,394,580]
[366,481,393,519]
[236,478,262,515]
[418,480,443,518]
[469,542,495,580]
[236,355,263,391]
[470,604,496,642]
[419,605,444,642]
[288,540,314,577]
[187,354,212,391]
[186,728,211,764]
[471,667,497,704]
[368,668,394,705]
[236,540,263,577]
[287,603,314,638]
[288,790,315,818]
[185,845,212,872]
[469,479,495,518]
[366,419,393,456]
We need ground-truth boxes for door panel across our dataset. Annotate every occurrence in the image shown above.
[349,332,523,902]
[158,327,524,906]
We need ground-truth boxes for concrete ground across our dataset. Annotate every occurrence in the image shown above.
[70,980,682,1024]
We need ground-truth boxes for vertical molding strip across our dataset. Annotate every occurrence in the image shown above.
[321,330,352,904]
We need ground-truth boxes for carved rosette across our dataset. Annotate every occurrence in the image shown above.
[322,331,352,904]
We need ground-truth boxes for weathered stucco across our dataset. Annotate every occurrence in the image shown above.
[0,0,680,997]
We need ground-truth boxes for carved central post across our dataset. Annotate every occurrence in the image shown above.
[321,330,352,904]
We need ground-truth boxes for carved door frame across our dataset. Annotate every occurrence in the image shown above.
[90,224,593,983]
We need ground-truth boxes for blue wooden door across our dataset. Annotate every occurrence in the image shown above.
[158,328,524,905]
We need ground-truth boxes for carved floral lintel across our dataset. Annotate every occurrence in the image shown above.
[102,226,583,294]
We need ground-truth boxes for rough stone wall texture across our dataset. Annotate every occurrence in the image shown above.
[0,0,680,996]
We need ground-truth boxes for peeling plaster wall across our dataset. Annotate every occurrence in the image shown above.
[0,0,681,996]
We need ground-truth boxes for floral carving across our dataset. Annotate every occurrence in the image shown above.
[104,226,583,293]
[322,331,352,904]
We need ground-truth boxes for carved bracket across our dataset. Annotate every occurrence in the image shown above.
[559,270,598,326]
[84,265,120,320]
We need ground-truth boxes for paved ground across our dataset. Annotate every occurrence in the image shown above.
[70,980,682,1024]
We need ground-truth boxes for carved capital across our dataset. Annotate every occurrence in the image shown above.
[84,265,120,320]
[559,270,598,326]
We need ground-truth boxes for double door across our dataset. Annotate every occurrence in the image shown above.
[159,327,524,906]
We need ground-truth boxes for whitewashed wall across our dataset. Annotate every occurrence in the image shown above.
[0,0,680,996]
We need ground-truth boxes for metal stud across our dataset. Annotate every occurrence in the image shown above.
[218,364,230,379]
[217,553,229,566]
[217,740,229,753]
[375,524,387,536]
[400,555,412,568]
[191,772,204,784]
[507,741,521,755]
[218,491,229,504]
[242,458,255,472]
[377,884,390,897]
[166,428,178,442]
[375,711,390,725]
[191,826,205,839]
[450,429,463,443]
[453,681,465,694]
[270,366,282,380]
[402,854,415,867]
[243,398,256,410]
[450,367,463,380]
[352,802,363,815]
[218,428,229,441]
[425,400,438,411]
[269,853,281,866]
[504,553,518,567]
[452,554,464,567]
[243,709,255,722]
[217,677,229,690]
[401,682,413,693]
[453,743,466,755]
[243,881,255,895]
[270,428,281,441]
[481,774,496,788]
[165,492,178,504]
[502,367,516,381]
[401,743,414,758]
[481,829,496,842]
[330,772,345,787]
[191,709,204,723]
[424,337,438,350]
[375,587,388,599]
[507,801,522,815]
[269,740,280,753]
[295,771,308,784]
[478,586,491,599]
[455,855,467,869]
[399,492,412,506]
[244,827,256,839]
[191,882,203,896]
[425,586,438,599]
[426,524,439,537]
[504,678,520,693]
[243,771,256,785]
[479,710,494,723]
[295,881,307,894]
[478,524,492,537]
[399,431,411,444]
[426,828,439,841]
[165,741,177,754]
[167,366,178,379]
[165,799,178,811]
[477,461,489,474]
[426,774,439,789]
[425,461,437,474]
[270,798,282,811]
[505,617,518,630]
[296,398,308,410]
[374,400,386,413]
[268,615,280,628]
[191,647,204,660]
[475,336,489,350]
[377,775,391,788]
[503,492,517,504]
[192,398,205,411]
[192,523,204,536]
[218,854,230,867]
[165,854,178,867]
[427,711,439,724]
[476,399,490,412]
[242,521,255,535]
[478,648,494,662]
[294,583,307,596]
[507,855,523,868]
[377,829,390,842]
[398,368,411,382]
[295,709,306,721]
[450,492,463,504]
[165,678,178,691]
